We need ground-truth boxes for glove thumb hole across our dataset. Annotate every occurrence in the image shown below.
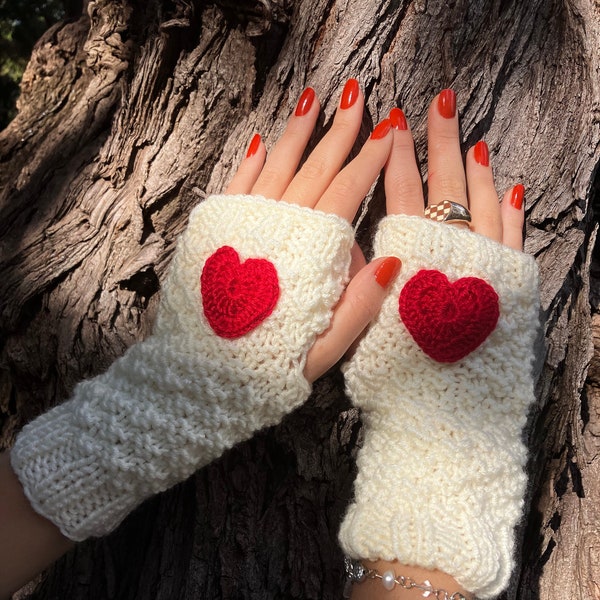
[304,256,401,382]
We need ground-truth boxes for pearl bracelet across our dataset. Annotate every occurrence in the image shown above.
[344,557,468,600]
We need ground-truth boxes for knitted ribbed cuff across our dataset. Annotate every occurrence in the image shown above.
[12,195,354,541]
[339,216,539,599]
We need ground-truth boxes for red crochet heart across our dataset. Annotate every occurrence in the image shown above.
[200,246,280,339]
[399,269,499,363]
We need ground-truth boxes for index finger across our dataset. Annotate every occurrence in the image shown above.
[225,134,266,195]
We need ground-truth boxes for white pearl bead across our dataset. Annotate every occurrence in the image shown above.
[382,570,396,590]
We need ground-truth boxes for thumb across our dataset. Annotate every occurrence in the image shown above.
[304,256,402,383]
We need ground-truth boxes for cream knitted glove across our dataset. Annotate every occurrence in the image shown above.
[11,194,353,542]
[338,215,539,599]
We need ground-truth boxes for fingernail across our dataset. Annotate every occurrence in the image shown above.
[438,89,456,119]
[340,78,360,110]
[389,107,408,131]
[370,119,392,140]
[375,257,402,288]
[295,87,315,117]
[474,140,489,166]
[246,133,261,158]
[511,184,525,209]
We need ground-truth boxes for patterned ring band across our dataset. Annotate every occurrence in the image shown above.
[424,200,472,227]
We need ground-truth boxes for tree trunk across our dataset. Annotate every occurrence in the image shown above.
[1,0,599,598]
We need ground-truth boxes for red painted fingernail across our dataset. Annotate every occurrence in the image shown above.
[389,107,408,131]
[438,89,456,119]
[474,140,489,166]
[370,119,392,140]
[295,87,315,117]
[340,78,360,109]
[246,133,261,158]
[375,257,402,288]
[511,184,525,209]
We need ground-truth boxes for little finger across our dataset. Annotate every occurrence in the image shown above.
[501,184,525,251]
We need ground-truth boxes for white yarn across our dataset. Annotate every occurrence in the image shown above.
[11,194,353,541]
[338,215,540,599]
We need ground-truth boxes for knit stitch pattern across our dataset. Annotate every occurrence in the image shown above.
[11,194,353,541]
[338,215,539,599]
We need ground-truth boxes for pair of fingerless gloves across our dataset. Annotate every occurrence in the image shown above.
[11,194,539,598]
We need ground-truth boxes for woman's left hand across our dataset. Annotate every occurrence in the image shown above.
[226,81,401,382]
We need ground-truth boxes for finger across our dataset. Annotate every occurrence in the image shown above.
[225,134,266,194]
[348,241,367,279]
[303,256,401,383]
[465,140,502,242]
[315,119,393,221]
[251,87,320,200]
[280,78,364,208]
[501,184,525,251]
[385,107,424,216]
[427,89,467,208]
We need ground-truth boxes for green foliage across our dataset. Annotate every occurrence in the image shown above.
[0,0,79,130]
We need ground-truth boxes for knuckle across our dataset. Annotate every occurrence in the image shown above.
[280,126,309,147]
[330,114,356,135]
[428,171,466,202]
[478,211,501,229]
[347,288,379,322]
[256,165,284,189]
[328,173,360,203]
[298,158,327,182]
[387,172,424,201]
[474,211,503,237]
[430,132,461,148]
[393,134,417,153]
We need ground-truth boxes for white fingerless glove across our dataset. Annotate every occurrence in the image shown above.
[339,216,539,598]
[11,194,353,542]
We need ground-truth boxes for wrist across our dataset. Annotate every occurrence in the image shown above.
[346,559,472,600]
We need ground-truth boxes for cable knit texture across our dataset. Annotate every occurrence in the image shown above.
[339,215,539,599]
[11,194,353,541]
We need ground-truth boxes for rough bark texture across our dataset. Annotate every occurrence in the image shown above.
[1,0,599,598]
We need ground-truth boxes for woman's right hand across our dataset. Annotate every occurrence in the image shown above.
[341,90,535,600]
[384,89,525,249]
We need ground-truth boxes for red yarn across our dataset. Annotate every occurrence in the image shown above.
[399,269,499,363]
[200,246,280,339]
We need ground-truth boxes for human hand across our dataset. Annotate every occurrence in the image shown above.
[340,91,540,600]
[10,80,401,545]
[226,80,401,383]
[2,82,401,596]
[384,89,525,248]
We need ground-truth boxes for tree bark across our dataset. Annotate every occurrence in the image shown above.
[1,0,599,598]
